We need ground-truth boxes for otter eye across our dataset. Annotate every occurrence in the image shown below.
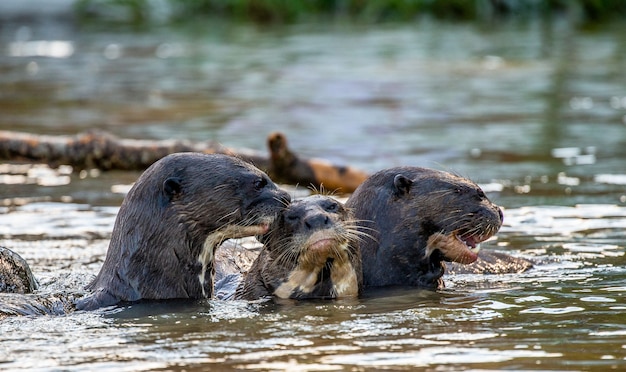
[254,178,268,191]
[285,212,300,223]
[325,201,339,213]
[476,188,486,198]
[454,186,470,195]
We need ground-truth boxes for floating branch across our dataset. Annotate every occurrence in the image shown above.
[0,130,262,170]
[266,132,367,193]
[0,130,368,193]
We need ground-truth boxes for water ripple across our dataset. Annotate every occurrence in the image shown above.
[319,347,563,367]
[519,306,586,315]
[580,296,616,303]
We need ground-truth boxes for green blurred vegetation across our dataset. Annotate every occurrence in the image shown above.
[75,0,626,25]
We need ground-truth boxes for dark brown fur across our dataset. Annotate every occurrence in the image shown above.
[76,153,290,310]
[236,195,363,301]
[0,247,38,294]
[345,167,503,289]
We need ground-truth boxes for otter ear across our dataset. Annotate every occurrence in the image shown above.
[393,174,413,196]
[163,177,183,198]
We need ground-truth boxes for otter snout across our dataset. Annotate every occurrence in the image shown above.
[243,181,291,227]
[275,189,291,207]
[304,212,331,230]
[476,204,503,227]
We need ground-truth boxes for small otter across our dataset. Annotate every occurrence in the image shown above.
[345,166,503,289]
[76,153,290,310]
[236,195,363,301]
[0,247,38,294]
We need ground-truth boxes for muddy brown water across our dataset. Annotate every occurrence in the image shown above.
[1,14,625,371]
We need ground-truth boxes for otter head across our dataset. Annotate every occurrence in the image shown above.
[164,154,291,242]
[346,166,503,289]
[77,153,290,310]
[239,195,362,300]
[0,247,39,294]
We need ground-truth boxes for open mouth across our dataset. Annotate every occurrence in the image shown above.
[425,231,489,265]
[225,220,272,239]
[248,221,271,235]
[251,215,278,234]
[457,233,482,254]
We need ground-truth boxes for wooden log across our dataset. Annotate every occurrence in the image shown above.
[266,132,367,193]
[0,129,267,171]
[0,130,369,193]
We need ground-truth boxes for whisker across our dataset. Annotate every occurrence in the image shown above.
[345,229,376,245]
[216,208,239,224]
[273,195,291,208]
[424,229,447,260]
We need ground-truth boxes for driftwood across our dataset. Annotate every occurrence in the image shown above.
[0,130,368,194]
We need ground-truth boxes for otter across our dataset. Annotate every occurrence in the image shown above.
[235,195,363,301]
[345,166,504,289]
[75,153,290,310]
[0,247,38,294]
[1,247,84,318]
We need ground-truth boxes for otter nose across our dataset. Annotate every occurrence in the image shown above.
[497,207,504,222]
[304,213,330,230]
[277,189,291,205]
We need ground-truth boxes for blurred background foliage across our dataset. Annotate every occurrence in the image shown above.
[73,0,626,25]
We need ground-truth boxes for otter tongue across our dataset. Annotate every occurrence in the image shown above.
[427,232,479,264]
[462,235,477,248]
[460,235,481,254]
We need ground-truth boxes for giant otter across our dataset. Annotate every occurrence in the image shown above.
[235,195,363,301]
[75,153,290,310]
[1,247,86,318]
[0,247,38,294]
[345,166,504,289]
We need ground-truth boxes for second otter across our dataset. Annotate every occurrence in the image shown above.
[236,195,362,301]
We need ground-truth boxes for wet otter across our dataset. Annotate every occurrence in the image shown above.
[1,247,85,318]
[75,153,290,310]
[236,195,363,301]
[345,166,504,289]
[0,247,38,294]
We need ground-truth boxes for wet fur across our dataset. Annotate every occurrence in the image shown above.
[0,247,38,294]
[76,153,290,310]
[345,166,503,289]
[236,195,365,300]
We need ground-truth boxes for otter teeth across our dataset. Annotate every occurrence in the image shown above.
[459,235,481,254]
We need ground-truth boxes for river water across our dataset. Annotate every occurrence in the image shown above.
[1,13,625,371]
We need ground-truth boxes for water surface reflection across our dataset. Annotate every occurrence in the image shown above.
[1,16,625,371]
[0,200,624,370]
